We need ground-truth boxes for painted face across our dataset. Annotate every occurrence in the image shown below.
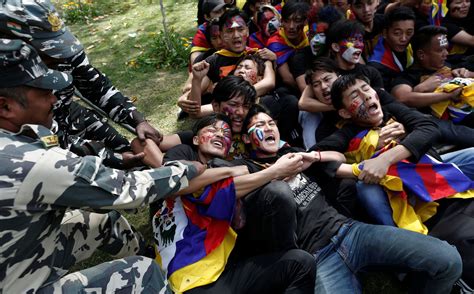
[311,70,338,105]
[420,34,449,70]
[340,79,383,127]
[234,59,259,85]
[209,24,224,49]
[281,13,306,42]
[351,0,379,25]
[329,0,349,14]
[310,32,326,56]
[214,95,250,133]
[338,33,364,64]
[258,9,280,37]
[195,120,232,159]
[449,0,470,19]
[221,16,249,53]
[384,20,415,53]
[10,88,58,131]
[247,112,280,156]
[417,0,433,16]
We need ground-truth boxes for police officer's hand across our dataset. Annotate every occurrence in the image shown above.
[192,61,210,80]
[136,121,163,145]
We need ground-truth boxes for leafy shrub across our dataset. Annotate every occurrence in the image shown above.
[62,0,99,23]
[132,30,191,70]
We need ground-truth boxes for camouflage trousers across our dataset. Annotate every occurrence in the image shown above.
[37,210,171,293]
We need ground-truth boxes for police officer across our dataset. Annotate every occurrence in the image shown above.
[0,0,162,156]
[0,39,201,293]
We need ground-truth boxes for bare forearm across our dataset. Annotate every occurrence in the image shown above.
[233,168,278,198]
[175,167,234,195]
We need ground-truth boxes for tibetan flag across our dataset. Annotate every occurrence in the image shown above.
[349,129,474,233]
[153,177,237,293]
[432,77,474,122]
[191,23,211,53]
[249,32,266,49]
[267,28,309,66]
[430,0,448,26]
[368,38,413,72]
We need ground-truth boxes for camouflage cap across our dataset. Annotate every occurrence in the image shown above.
[0,0,83,59]
[0,38,72,89]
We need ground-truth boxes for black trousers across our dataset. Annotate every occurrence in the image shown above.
[186,249,316,294]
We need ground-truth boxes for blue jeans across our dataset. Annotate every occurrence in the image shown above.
[355,182,395,226]
[314,221,462,294]
[441,147,474,180]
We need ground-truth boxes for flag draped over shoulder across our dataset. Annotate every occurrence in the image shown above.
[368,38,413,72]
[267,29,309,66]
[432,77,474,123]
[249,32,266,49]
[191,23,211,53]
[153,178,237,293]
[346,129,474,234]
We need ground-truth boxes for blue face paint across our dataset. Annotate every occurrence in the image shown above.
[256,128,264,141]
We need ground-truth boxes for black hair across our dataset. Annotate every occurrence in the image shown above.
[204,19,221,45]
[0,86,28,107]
[192,113,233,135]
[330,74,370,110]
[242,103,272,134]
[305,57,339,85]
[326,20,364,48]
[218,7,248,30]
[411,25,448,53]
[212,75,257,105]
[281,1,310,20]
[383,6,416,29]
[235,54,266,76]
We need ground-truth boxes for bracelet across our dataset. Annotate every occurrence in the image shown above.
[318,150,321,162]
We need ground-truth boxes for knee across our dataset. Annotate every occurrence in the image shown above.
[434,242,463,279]
[261,181,296,211]
[284,249,316,276]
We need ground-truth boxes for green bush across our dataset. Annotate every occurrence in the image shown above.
[61,0,99,23]
[132,30,191,70]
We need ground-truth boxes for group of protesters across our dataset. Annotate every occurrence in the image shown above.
[0,0,474,293]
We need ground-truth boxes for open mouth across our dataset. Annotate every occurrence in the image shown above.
[264,134,276,144]
[367,102,379,115]
[353,51,361,59]
[232,118,243,128]
[211,139,224,149]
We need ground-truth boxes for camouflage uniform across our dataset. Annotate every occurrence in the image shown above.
[0,39,198,293]
[0,124,197,293]
[0,0,149,154]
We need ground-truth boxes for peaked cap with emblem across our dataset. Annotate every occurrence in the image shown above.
[0,38,71,89]
[0,0,83,58]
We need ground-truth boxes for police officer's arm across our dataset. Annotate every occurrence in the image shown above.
[15,147,201,210]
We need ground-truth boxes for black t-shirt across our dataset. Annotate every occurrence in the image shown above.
[229,146,348,253]
[363,14,384,58]
[339,63,384,89]
[368,50,408,91]
[205,53,241,83]
[163,144,199,163]
[289,46,313,79]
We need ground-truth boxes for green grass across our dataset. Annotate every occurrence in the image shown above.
[56,1,405,292]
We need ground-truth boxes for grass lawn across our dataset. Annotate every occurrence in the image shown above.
[54,0,406,292]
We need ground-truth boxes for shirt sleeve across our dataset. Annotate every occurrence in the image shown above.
[15,147,199,210]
